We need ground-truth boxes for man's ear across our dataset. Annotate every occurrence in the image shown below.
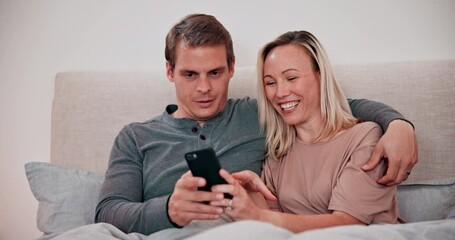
[229,57,236,77]
[166,61,175,82]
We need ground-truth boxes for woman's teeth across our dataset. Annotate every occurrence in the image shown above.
[280,101,299,110]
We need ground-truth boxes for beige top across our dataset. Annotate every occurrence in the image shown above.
[262,122,398,224]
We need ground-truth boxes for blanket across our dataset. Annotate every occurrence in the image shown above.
[38,219,455,240]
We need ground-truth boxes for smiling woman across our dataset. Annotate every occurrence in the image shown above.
[258,31,359,160]
[208,31,402,233]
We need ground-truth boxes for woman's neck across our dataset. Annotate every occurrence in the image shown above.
[294,114,325,144]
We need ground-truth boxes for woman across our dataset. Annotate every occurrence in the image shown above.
[211,31,399,233]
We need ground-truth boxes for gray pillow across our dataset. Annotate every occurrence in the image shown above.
[446,204,455,219]
[397,177,455,222]
[25,162,104,235]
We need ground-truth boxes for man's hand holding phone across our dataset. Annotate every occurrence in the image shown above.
[168,148,230,227]
[167,171,225,227]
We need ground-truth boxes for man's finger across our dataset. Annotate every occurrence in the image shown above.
[173,210,222,224]
[181,170,193,178]
[385,169,409,186]
[377,163,399,185]
[175,176,206,189]
[170,193,225,212]
[210,198,232,207]
[386,158,413,186]
[362,144,384,171]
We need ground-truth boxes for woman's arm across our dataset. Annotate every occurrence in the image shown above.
[211,170,363,233]
[258,210,363,233]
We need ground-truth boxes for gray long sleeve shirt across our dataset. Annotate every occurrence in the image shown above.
[95,97,406,235]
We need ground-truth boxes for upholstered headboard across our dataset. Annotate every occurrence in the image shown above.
[51,60,455,183]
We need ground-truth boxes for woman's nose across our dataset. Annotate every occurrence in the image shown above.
[276,82,290,98]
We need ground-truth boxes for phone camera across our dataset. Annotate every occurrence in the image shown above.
[186,153,198,160]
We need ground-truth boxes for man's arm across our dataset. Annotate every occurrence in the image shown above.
[348,99,418,185]
[95,126,175,234]
[348,99,413,131]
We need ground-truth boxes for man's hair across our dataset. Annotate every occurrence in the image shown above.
[165,14,235,70]
[257,31,358,160]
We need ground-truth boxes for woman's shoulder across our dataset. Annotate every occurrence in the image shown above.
[347,122,383,146]
[351,122,382,135]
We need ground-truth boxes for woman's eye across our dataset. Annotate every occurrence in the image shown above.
[265,81,275,86]
[287,77,297,81]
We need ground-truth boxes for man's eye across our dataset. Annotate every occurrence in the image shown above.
[186,73,195,78]
[210,71,220,77]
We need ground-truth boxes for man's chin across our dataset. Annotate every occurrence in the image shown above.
[194,110,220,121]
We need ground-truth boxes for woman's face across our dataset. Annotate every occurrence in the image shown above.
[262,44,321,126]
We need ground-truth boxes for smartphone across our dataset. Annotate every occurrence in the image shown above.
[184,147,232,199]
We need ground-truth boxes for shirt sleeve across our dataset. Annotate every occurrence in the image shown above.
[348,98,414,131]
[328,125,397,224]
[261,159,282,211]
[95,125,174,234]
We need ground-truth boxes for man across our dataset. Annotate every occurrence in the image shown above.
[95,14,417,235]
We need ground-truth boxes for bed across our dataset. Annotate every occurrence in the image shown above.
[25,60,455,239]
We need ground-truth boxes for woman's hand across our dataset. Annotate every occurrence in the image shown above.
[231,170,277,201]
[210,169,266,221]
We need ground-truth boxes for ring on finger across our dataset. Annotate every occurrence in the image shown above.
[226,199,233,211]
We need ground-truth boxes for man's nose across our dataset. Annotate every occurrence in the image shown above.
[196,76,212,93]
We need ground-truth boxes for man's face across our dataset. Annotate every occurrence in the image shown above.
[166,42,234,125]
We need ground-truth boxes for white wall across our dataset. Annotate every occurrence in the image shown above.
[1,0,454,239]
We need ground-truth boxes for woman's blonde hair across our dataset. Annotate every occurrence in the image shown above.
[257,31,358,160]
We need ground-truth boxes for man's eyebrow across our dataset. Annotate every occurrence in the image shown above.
[209,66,227,72]
[178,69,197,74]
[178,66,226,74]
